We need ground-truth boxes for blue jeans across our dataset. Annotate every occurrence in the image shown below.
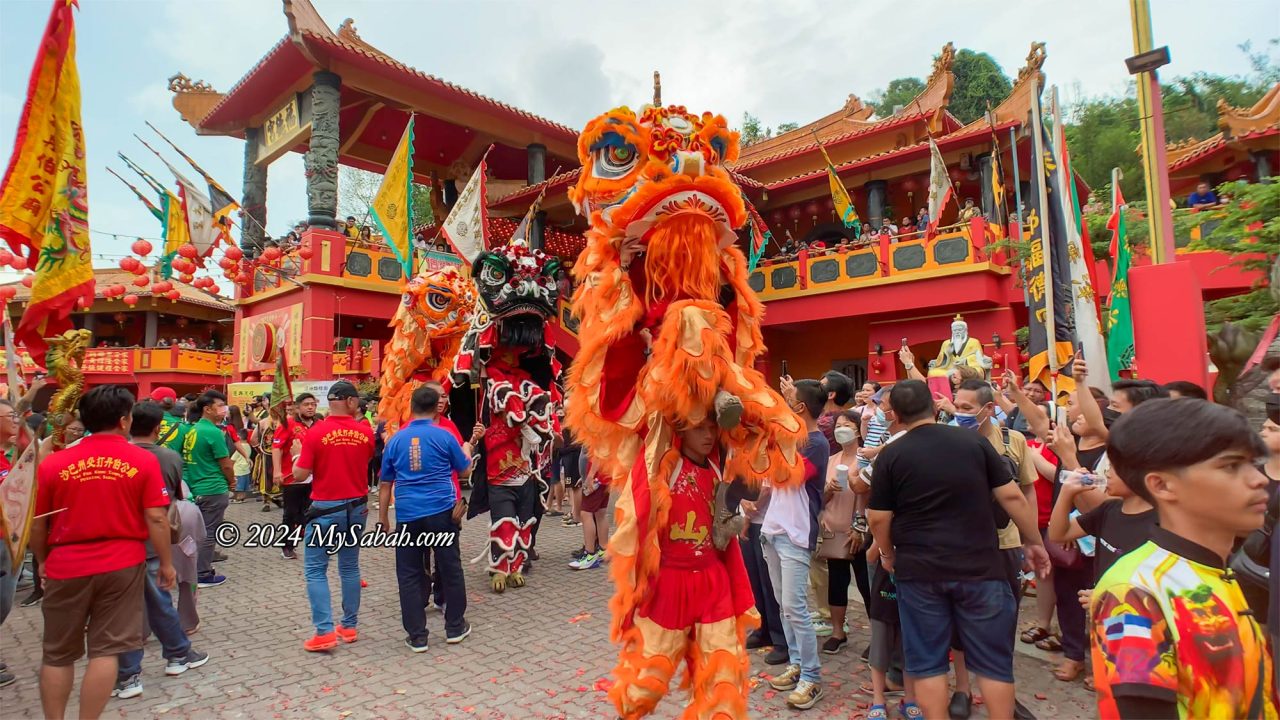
[234,474,252,493]
[118,557,190,680]
[897,578,1016,683]
[0,543,19,626]
[304,499,367,635]
[762,532,821,683]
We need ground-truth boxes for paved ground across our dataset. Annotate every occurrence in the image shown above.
[1,498,1094,718]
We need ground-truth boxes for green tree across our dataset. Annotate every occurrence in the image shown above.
[950,49,1013,124]
[338,165,435,230]
[869,77,925,116]
[739,112,771,146]
[1191,178,1280,334]
[776,122,800,133]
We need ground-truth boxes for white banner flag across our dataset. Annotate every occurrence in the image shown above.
[926,137,953,235]
[439,159,488,264]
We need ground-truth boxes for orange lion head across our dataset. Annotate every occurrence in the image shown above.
[569,105,747,250]
[399,264,475,341]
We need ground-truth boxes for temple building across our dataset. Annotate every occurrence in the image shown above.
[168,0,1266,391]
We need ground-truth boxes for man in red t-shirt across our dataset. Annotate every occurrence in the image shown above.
[273,393,318,559]
[31,386,173,720]
[293,381,375,651]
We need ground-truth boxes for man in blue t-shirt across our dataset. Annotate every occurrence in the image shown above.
[1187,181,1219,209]
[379,384,473,651]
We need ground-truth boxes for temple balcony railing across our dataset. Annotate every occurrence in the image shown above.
[748,218,1013,302]
[133,348,234,375]
[242,231,462,299]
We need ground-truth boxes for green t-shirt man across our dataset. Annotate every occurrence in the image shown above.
[159,412,186,450]
[183,417,230,496]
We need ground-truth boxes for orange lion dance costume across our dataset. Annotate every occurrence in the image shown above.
[565,98,806,719]
[377,264,476,435]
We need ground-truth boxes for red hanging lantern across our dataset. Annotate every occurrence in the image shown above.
[298,246,314,260]
[235,271,252,285]
[0,286,16,302]
[113,312,127,323]
[224,245,244,262]
[870,358,884,373]
[0,249,12,267]
[787,205,802,221]
[822,197,836,213]
[76,296,89,309]
[9,255,27,271]
[177,243,199,259]
[110,283,128,297]
[262,246,282,262]
[122,294,140,307]
[1018,350,1031,364]
[21,275,34,288]
[218,257,235,270]
[208,283,220,295]
[900,177,918,194]
[804,199,822,218]
[769,209,786,226]
[119,257,139,273]
[132,276,149,288]
[151,281,173,295]
[131,239,153,257]
[131,263,148,276]
[165,289,181,302]
[178,272,194,284]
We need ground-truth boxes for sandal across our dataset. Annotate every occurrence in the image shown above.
[867,704,888,720]
[899,701,924,719]
[1020,626,1050,644]
[1035,635,1063,652]
[1083,675,1095,692]
[1054,659,1085,682]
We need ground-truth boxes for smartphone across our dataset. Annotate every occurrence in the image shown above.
[780,360,789,378]
[900,337,908,348]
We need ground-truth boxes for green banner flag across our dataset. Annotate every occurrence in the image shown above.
[1104,184,1134,381]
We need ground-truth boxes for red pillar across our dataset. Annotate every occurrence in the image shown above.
[302,228,347,276]
[299,288,336,381]
[1128,261,1209,390]
[968,216,988,261]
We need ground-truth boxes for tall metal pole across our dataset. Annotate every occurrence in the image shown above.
[1129,0,1176,264]
[1029,76,1061,394]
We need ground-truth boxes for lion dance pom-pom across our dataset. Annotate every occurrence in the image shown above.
[565,100,807,718]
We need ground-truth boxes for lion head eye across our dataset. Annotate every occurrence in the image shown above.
[426,291,450,312]
[590,132,639,180]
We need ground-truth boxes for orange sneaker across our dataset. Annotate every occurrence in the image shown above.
[335,625,358,643]
[303,632,338,652]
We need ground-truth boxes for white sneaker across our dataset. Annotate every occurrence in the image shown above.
[812,620,833,636]
[113,674,143,699]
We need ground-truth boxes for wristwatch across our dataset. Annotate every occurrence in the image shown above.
[903,362,915,370]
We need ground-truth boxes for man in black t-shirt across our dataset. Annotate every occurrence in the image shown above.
[867,381,1049,720]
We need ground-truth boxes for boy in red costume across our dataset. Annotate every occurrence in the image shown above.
[610,416,758,719]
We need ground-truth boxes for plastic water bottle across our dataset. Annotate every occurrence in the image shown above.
[1062,470,1107,491]
[835,464,850,490]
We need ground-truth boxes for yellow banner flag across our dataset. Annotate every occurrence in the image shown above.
[812,134,860,230]
[369,116,415,277]
[0,0,94,358]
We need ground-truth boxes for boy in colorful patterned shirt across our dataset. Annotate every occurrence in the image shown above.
[1091,399,1278,719]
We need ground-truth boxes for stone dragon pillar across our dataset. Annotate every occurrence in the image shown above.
[305,71,341,230]
[240,127,267,253]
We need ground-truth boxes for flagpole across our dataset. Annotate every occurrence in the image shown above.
[1008,127,1024,243]
[1029,76,1060,398]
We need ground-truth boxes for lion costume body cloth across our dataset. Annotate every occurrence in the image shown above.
[453,241,564,593]
[377,264,476,436]
[565,104,806,719]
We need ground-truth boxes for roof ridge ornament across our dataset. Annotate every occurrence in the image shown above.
[653,71,662,107]
[927,42,956,86]
[167,73,218,94]
[1016,42,1048,85]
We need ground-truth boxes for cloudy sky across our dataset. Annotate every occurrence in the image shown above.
[0,0,1276,269]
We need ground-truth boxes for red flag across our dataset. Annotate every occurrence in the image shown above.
[1107,185,1126,260]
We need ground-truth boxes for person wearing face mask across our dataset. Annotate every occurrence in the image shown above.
[183,391,234,588]
[945,379,1041,719]
[857,386,889,474]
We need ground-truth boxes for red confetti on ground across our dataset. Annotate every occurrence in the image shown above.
[576,686,589,692]
[575,668,587,676]
[764,691,777,700]
[1035,693,1048,700]
[568,612,592,623]
[360,579,368,587]
[594,678,614,692]
[488,677,498,683]
[462,707,475,713]
[544,689,557,697]
[321,686,333,693]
